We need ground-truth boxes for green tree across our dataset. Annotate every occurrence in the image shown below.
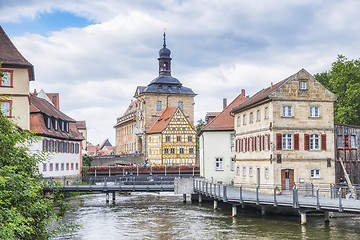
[315,55,360,126]
[195,118,206,149]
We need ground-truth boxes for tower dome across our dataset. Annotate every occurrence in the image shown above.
[159,32,171,58]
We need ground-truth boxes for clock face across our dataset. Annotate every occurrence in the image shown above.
[1,72,11,86]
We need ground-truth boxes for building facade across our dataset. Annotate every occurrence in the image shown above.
[29,93,83,179]
[115,33,196,163]
[147,107,196,165]
[199,91,247,184]
[231,69,337,191]
[0,26,35,130]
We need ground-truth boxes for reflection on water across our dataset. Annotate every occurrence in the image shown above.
[53,193,360,240]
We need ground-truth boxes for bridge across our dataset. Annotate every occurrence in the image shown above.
[193,179,360,224]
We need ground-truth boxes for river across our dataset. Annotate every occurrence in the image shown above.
[53,193,360,239]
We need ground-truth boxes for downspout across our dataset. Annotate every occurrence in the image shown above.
[201,133,205,179]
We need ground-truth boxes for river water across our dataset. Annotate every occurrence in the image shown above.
[53,193,360,240]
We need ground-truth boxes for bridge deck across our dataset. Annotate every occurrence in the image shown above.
[43,184,174,193]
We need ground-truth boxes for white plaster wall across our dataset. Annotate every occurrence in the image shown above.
[29,137,81,178]
[200,131,235,184]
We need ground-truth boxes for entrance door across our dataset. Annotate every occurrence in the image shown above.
[257,168,261,186]
[281,169,294,191]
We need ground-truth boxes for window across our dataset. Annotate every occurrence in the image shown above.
[65,122,69,133]
[55,163,59,171]
[189,148,194,154]
[0,101,11,117]
[54,141,58,152]
[166,136,170,142]
[265,135,269,151]
[243,167,246,176]
[344,135,349,148]
[256,136,260,151]
[156,101,162,111]
[43,163,47,172]
[282,106,293,117]
[188,136,192,142]
[264,107,269,119]
[66,163,69,170]
[49,163,53,171]
[265,168,269,178]
[61,163,64,171]
[180,148,184,154]
[231,158,235,171]
[310,134,320,150]
[237,116,241,126]
[311,169,321,178]
[351,135,356,148]
[171,148,175,154]
[256,110,261,121]
[76,163,79,170]
[178,101,183,110]
[300,81,307,90]
[215,158,223,170]
[282,134,292,150]
[71,163,74,170]
[249,137,253,151]
[0,70,13,87]
[250,112,253,123]
[46,117,51,129]
[310,107,319,118]
[243,114,247,125]
[54,119,58,131]
[177,136,181,142]
[236,167,240,176]
[61,121,65,132]
[337,136,343,148]
[149,137,151,142]
[249,167,253,177]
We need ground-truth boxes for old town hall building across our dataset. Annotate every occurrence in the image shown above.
[114,33,196,165]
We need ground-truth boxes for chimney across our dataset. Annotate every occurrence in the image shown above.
[241,89,245,96]
[271,82,273,88]
[223,98,227,110]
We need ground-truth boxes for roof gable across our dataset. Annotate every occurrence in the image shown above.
[147,107,178,134]
[202,93,247,132]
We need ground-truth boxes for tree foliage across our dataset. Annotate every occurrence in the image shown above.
[315,55,360,126]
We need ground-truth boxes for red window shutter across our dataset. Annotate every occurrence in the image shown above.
[268,134,270,150]
[245,138,247,152]
[276,133,282,150]
[294,134,299,150]
[262,135,265,151]
[241,139,243,152]
[253,137,256,151]
[235,139,238,152]
[248,137,250,152]
[321,134,327,150]
[304,134,310,150]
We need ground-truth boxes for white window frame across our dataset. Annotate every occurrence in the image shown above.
[156,101,162,111]
[250,112,253,123]
[215,158,223,171]
[282,134,292,150]
[256,110,260,121]
[237,116,241,126]
[236,167,240,176]
[300,81,307,90]
[310,106,320,118]
[243,167,246,176]
[264,107,269,119]
[0,71,11,86]
[249,167,253,177]
[265,168,269,178]
[310,169,321,178]
[350,135,356,148]
[243,114,247,125]
[310,134,320,150]
[231,158,235,171]
[0,101,11,117]
[282,106,293,117]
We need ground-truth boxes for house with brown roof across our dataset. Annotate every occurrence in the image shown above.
[198,90,247,184]
[0,26,34,130]
[29,91,84,179]
[231,69,337,192]
[147,107,196,165]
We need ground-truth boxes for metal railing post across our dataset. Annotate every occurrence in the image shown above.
[210,183,212,197]
[339,187,343,212]
[256,185,260,205]
[239,184,243,204]
[223,185,228,202]
[293,185,299,208]
[311,183,314,197]
[218,184,221,200]
[273,185,278,206]
[192,165,195,177]
[316,187,320,210]
[206,182,208,196]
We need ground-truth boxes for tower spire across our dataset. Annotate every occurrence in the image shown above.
[163,31,166,48]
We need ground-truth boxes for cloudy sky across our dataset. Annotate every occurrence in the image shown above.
[1,0,360,145]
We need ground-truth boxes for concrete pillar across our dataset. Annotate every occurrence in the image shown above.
[106,193,109,203]
[112,192,116,202]
[232,205,237,217]
[299,211,307,225]
[199,194,202,203]
[324,211,330,222]
[214,200,218,209]
[183,194,187,203]
[261,206,266,216]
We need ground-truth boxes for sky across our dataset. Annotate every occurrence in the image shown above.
[1,0,360,145]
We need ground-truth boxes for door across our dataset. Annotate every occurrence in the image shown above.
[281,169,294,191]
[257,168,261,186]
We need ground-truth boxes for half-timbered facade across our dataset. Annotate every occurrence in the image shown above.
[147,107,196,165]
[231,69,337,191]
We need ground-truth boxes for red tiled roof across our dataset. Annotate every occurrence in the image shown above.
[0,26,35,81]
[29,95,83,140]
[76,121,86,129]
[147,107,178,134]
[124,100,136,115]
[231,75,292,113]
[202,93,247,132]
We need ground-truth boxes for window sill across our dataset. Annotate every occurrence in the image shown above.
[215,169,224,171]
